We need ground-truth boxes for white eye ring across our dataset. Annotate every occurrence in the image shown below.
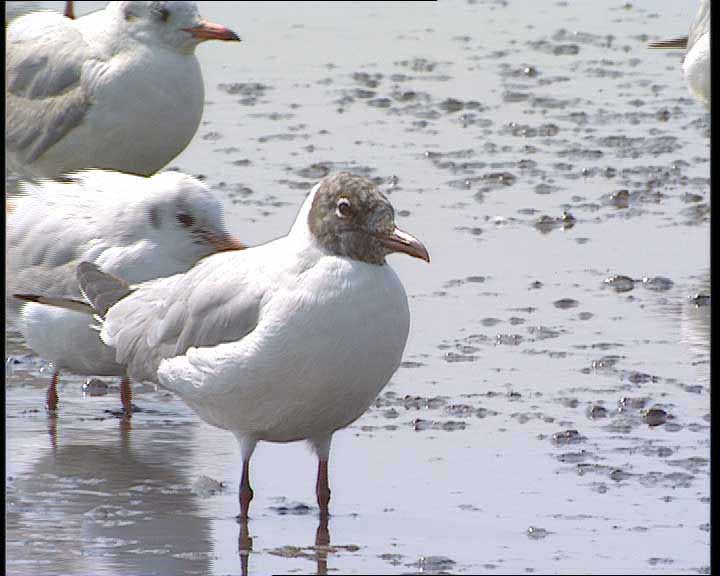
[336,198,351,218]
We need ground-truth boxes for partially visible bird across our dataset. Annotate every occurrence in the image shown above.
[74,172,429,518]
[649,0,710,108]
[8,169,245,416]
[5,1,241,180]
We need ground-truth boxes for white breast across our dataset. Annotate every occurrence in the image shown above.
[159,256,411,443]
[683,32,710,108]
[34,49,205,177]
[19,304,123,376]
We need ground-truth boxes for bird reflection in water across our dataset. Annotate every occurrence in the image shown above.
[237,514,331,576]
[46,400,133,456]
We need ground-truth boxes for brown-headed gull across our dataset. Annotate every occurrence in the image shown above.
[5,1,240,180]
[649,0,710,108]
[9,169,244,416]
[74,172,429,518]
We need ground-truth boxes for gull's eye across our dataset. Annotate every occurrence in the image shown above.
[336,198,351,218]
[176,213,194,228]
[153,7,171,22]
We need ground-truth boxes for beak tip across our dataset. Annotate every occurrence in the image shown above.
[185,22,241,43]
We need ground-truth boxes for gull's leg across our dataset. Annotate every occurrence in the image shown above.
[64,1,74,19]
[120,375,133,418]
[311,435,333,519]
[238,516,253,576]
[316,459,331,519]
[47,410,58,455]
[47,369,60,413]
[315,513,330,575]
[239,458,254,520]
[235,436,257,520]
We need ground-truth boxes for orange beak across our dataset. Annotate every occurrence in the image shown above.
[209,233,246,252]
[183,20,241,42]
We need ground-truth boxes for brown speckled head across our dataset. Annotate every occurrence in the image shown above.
[308,172,430,265]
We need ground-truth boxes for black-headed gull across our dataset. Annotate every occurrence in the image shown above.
[5,1,240,180]
[75,172,429,518]
[9,169,244,416]
[649,0,710,108]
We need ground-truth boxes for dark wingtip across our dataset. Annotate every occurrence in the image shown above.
[647,37,689,50]
[13,293,42,303]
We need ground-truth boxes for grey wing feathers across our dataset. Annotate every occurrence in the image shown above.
[5,16,92,164]
[13,293,94,315]
[101,256,264,383]
[77,262,133,317]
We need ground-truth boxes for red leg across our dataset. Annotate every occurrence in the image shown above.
[315,513,330,575]
[316,459,331,518]
[239,458,254,520]
[47,411,58,455]
[238,517,252,576]
[64,1,74,19]
[120,376,132,419]
[47,370,60,413]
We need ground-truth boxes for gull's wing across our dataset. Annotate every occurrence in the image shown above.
[99,250,271,384]
[5,11,98,169]
[6,172,161,312]
[6,175,122,311]
[648,37,688,50]
[688,0,709,51]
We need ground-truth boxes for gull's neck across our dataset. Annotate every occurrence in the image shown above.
[287,181,322,246]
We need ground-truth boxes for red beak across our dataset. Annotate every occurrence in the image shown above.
[183,20,241,42]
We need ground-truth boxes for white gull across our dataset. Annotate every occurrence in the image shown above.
[649,0,710,108]
[9,169,244,416]
[5,1,240,180]
[76,172,430,517]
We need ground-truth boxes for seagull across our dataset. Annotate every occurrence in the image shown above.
[74,172,429,518]
[649,0,710,108]
[8,169,245,417]
[5,1,240,180]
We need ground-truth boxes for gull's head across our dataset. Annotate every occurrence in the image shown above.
[114,1,240,53]
[139,171,244,261]
[307,172,429,266]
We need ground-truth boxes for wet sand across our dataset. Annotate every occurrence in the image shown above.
[5,1,710,574]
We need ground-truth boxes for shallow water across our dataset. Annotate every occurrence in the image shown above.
[5,1,710,574]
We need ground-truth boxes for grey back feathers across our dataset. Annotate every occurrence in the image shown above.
[5,15,92,166]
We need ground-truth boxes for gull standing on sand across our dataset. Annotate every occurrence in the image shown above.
[8,170,244,416]
[5,1,240,180]
[75,172,429,518]
[649,0,710,108]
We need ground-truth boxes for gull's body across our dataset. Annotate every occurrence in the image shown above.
[649,0,710,108]
[8,169,243,413]
[683,0,710,108]
[5,1,240,180]
[78,172,429,517]
[106,216,410,442]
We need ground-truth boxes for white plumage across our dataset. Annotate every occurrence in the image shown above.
[7,169,243,412]
[683,0,710,108]
[5,1,240,179]
[649,0,710,108]
[81,172,429,517]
